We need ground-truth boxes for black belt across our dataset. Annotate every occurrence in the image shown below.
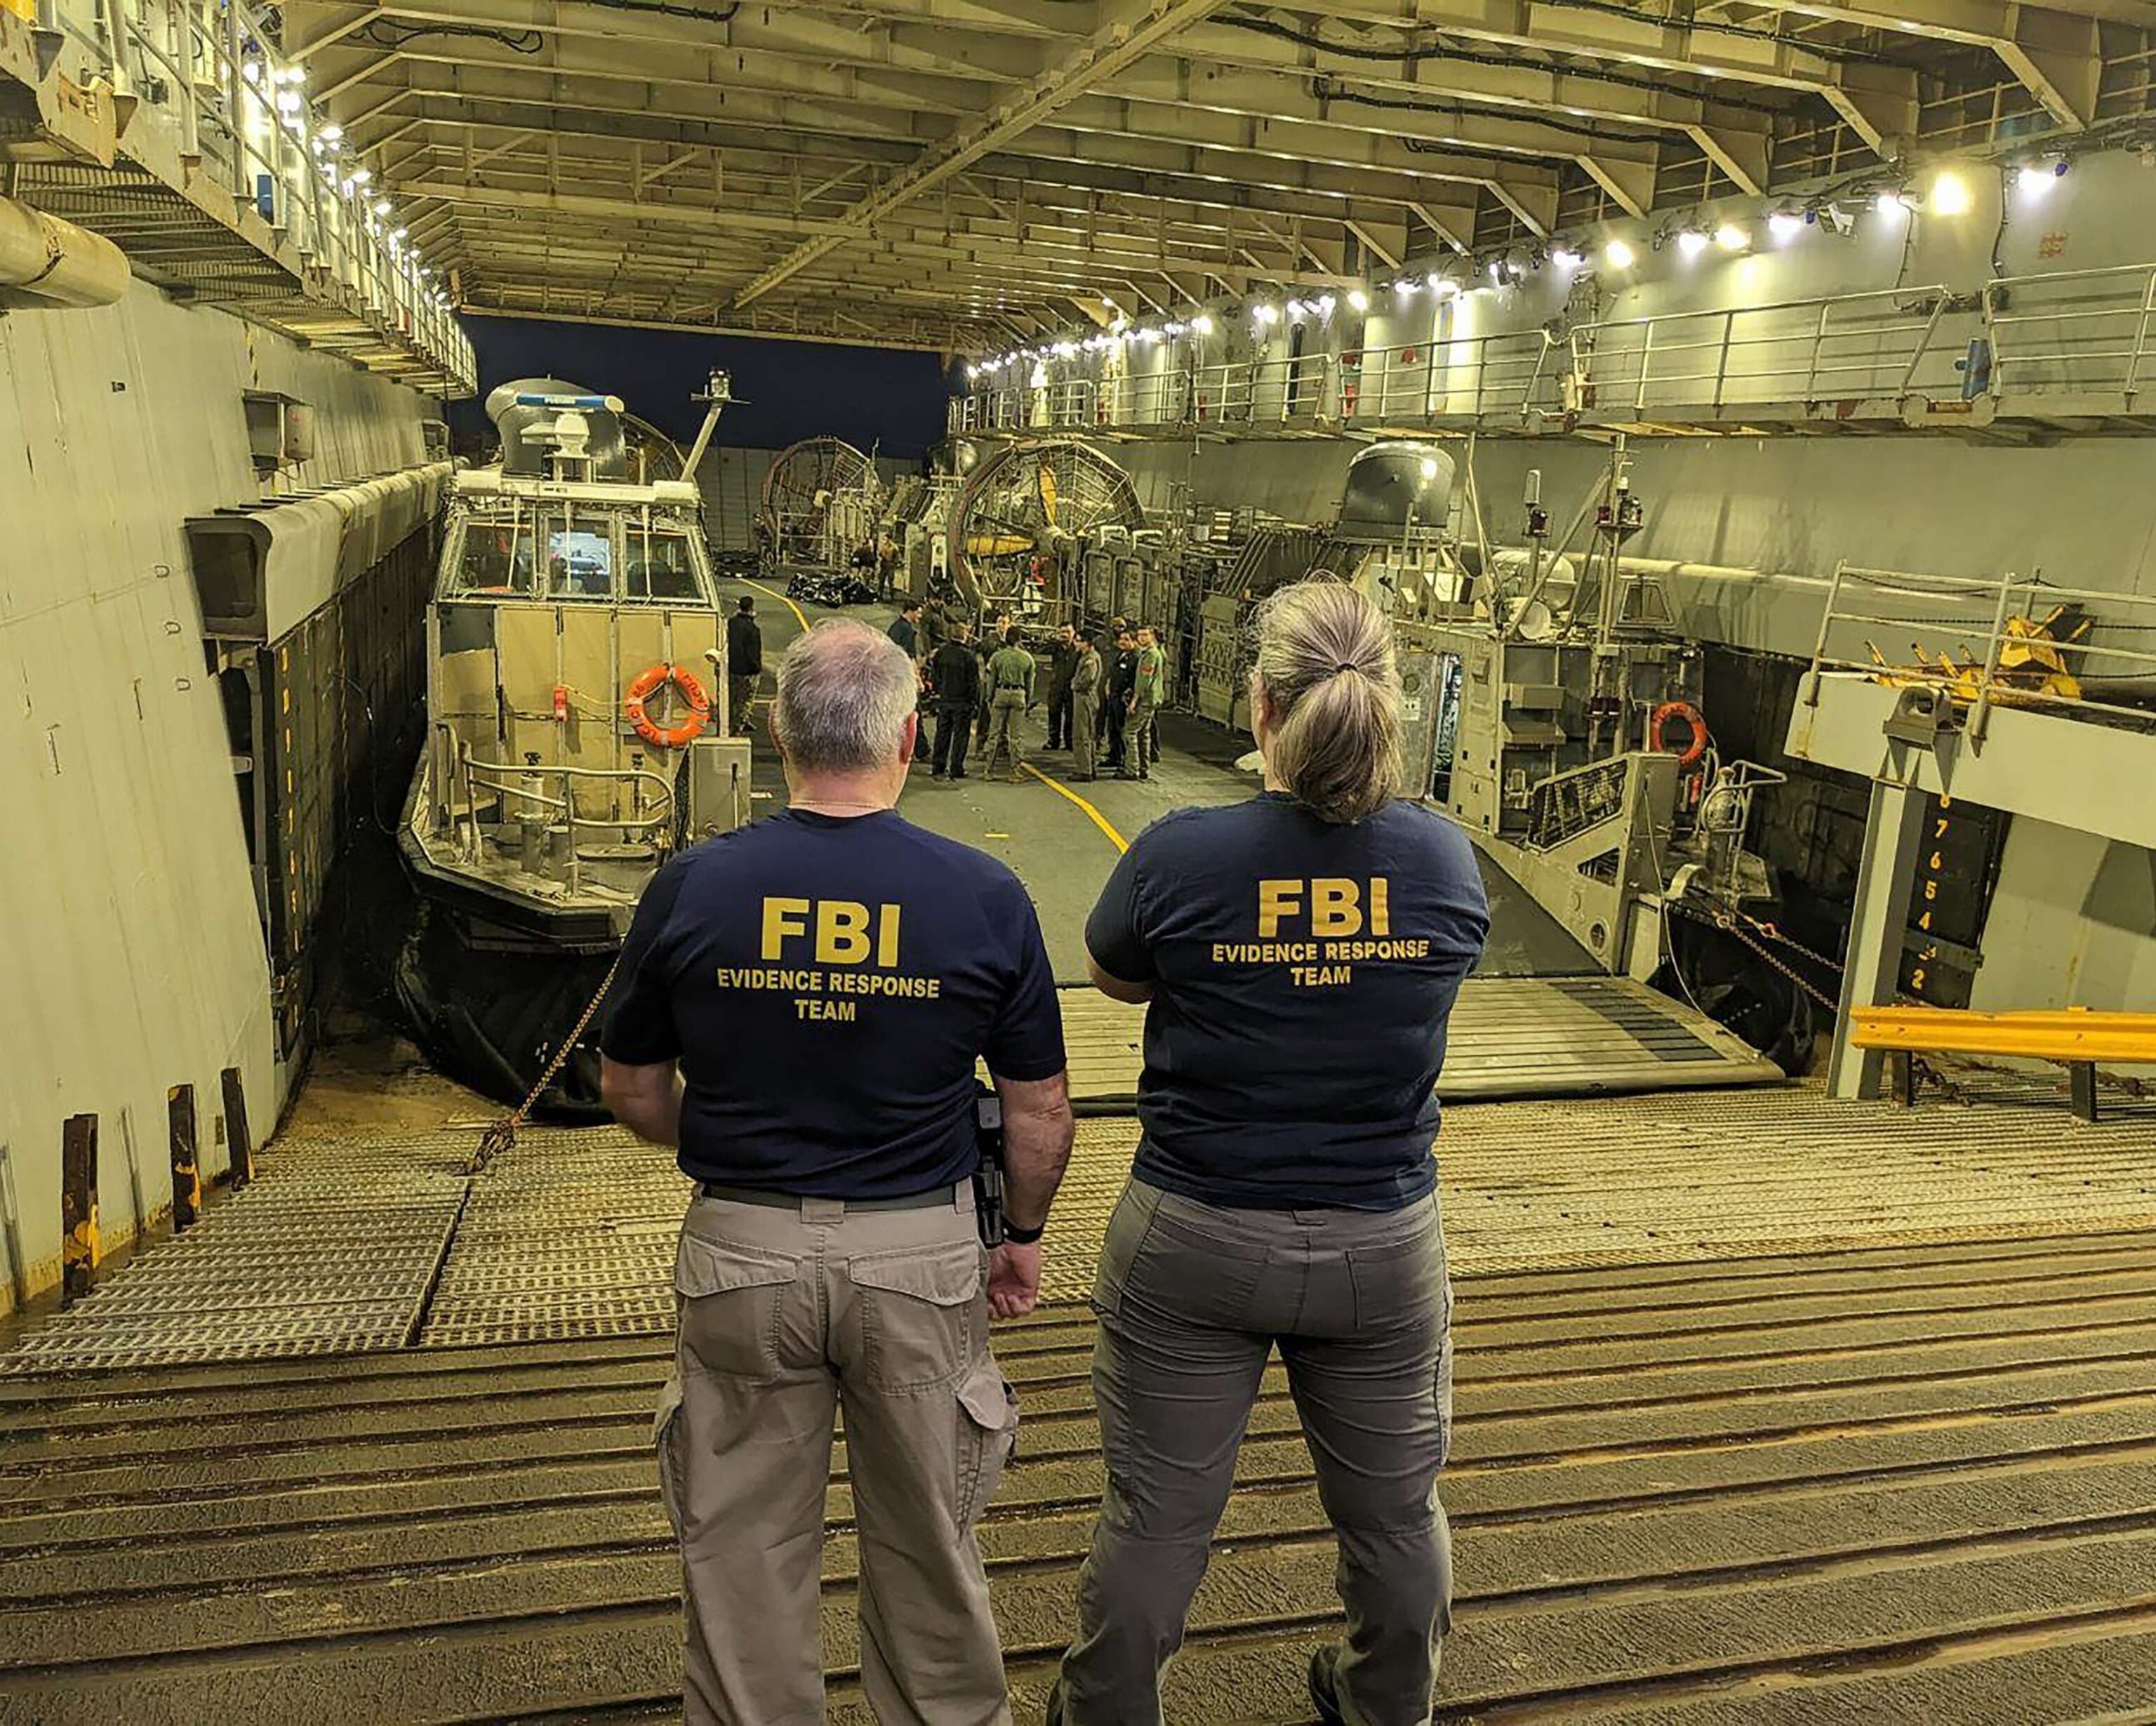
[700,1182,962,1211]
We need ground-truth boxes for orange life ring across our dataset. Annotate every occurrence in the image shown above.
[625,663,711,749]
[1649,699,1708,769]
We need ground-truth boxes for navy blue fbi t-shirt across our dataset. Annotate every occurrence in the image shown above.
[603,809,1067,1198]
[1086,792,1491,1212]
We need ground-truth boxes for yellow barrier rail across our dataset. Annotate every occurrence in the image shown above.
[1848,1006,2156,1121]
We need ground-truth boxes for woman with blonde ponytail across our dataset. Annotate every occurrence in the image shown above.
[1051,579,1491,1726]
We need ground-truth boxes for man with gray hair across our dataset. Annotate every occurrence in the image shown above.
[602,618,1075,1725]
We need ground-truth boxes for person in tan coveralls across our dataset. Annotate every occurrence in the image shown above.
[601,618,1076,1725]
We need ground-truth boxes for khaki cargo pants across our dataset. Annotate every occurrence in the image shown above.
[655,1187,1020,1725]
[984,688,1028,778]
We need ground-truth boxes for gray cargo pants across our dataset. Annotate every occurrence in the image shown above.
[1060,1179,1454,1726]
[654,1188,1020,1726]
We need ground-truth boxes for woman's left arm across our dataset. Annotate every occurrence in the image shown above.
[1087,954,1154,1004]
[1085,838,1158,1004]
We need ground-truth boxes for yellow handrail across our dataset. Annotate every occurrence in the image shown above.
[1849,1006,2156,1064]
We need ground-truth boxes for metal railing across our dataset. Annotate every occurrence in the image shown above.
[12,0,475,392]
[1345,328,1560,423]
[1560,286,1966,416]
[460,757,677,829]
[445,748,678,890]
[1801,560,2156,742]
[1983,264,2156,401]
[948,265,2156,439]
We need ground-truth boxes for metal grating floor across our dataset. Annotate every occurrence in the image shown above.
[15,1077,2156,1364]
[1034,1081,2156,1301]
[417,1131,690,1348]
[3,1145,468,1372]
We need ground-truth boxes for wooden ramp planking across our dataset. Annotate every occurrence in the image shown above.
[1056,976,1788,1108]
[6,1231,2156,1721]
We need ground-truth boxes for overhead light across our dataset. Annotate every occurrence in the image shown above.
[1875,187,1913,217]
[1164,320,1187,336]
[1348,288,1369,312]
[1677,226,1710,258]
[350,167,371,186]
[319,124,342,143]
[1284,299,1306,320]
[1192,313,1215,336]
[390,227,407,241]
[1714,221,1750,251]
[1550,245,1584,268]
[966,364,978,381]
[1424,271,1446,291]
[1395,277,1420,296]
[1317,292,1336,317]
[373,197,392,215]
[1769,206,1804,241]
[1252,302,1279,325]
[275,89,302,115]
[1930,171,1974,215]
[2017,162,2055,197]
[1604,238,1636,270]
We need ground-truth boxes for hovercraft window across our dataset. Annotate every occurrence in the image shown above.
[544,521,615,597]
[624,526,703,601]
[454,519,539,593]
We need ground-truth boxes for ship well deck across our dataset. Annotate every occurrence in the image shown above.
[6,587,2155,1721]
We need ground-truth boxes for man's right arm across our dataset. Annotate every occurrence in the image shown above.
[981,884,1074,1318]
[985,1068,1072,1320]
[994,1069,1072,1233]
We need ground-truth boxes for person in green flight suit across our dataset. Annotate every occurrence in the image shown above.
[983,627,1037,783]
[1123,624,1166,781]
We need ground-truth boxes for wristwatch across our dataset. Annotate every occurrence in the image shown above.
[999,1215,1045,1245]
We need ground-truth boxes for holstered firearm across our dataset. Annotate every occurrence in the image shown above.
[971,1089,1006,1249]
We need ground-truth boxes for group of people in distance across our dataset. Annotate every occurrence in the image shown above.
[884,597,1170,785]
[601,578,1492,1726]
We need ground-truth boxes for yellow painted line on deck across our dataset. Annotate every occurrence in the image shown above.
[738,576,810,635]
[1022,764,1129,854]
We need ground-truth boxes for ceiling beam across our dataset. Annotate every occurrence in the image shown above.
[732,0,1232,307]
[453,302,976,352]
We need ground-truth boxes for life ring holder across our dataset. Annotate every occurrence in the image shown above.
[625,663,712,749]
[1649,699,1708,769]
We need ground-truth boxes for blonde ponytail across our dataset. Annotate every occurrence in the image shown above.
[1253,580,1401,823]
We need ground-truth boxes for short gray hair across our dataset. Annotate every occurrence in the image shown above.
[771,618,918,772]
